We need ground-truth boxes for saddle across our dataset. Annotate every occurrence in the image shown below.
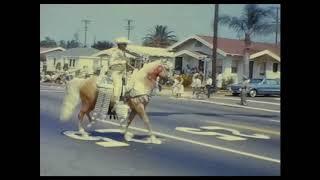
[92,73,132,122]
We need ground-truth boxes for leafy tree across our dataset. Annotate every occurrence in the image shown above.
[219,4,274,78]
[40,37,57,48]
[91,41,114,50]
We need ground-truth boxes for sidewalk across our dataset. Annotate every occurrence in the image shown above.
[157,88,229,98]
[157,88,280,113]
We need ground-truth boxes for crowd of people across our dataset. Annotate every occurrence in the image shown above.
[170,69,223,99]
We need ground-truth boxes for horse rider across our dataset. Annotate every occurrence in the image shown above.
[97,37,132,103]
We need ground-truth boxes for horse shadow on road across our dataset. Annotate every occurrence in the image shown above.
[90,131,161,141]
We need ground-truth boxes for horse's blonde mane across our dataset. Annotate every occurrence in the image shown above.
[134,60,161,78]
[140,60,161,73]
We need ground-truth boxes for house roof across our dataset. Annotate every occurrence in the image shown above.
[175,50,207,60]
[198,35,280,57]
[92,45,174,58]
[47,48,99,59]
[169,35,280,58]
[40,47,66,54]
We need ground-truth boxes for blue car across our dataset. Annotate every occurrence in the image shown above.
[227,78,280,97]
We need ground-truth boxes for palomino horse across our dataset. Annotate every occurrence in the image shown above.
[60,60,172,144]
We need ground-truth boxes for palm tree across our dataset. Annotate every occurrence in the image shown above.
[219,4,274,78]
[143,25,178,48]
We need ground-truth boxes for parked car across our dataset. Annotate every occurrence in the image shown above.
[227,78,280,97]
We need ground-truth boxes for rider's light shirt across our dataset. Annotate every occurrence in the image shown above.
[109,48,128,71]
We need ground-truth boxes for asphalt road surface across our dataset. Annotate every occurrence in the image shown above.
[40,85,280,176]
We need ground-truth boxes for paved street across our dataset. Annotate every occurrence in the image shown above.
[40,85,280,176]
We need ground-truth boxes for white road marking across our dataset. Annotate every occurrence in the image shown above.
[175,127,247,141]
[267,119,281,123]
[96,119,280,163]
[63,131,101,141]
[95,129,153,144]
[211,97,280,106]
[95,129,124,133]
[200,126,270,139]
[64,129,130,147]
[203,120,280,135]
[96,139,129,147]
[170,97,280,113]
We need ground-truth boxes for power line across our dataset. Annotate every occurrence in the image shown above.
[124,19,134,40]
[82,19,92,47]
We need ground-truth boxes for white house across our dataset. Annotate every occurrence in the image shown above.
[46,48,104,77]
[168,35,280,83]
[40,47,66,73]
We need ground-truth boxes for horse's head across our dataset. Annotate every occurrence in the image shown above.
[159,59,173,79]
[145,59,173,81]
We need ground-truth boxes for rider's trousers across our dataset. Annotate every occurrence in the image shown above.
[111,70,124,101]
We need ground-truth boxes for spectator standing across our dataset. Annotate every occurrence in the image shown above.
[206,76,213,98]
[216,73,223,90]
[240,76,250,106]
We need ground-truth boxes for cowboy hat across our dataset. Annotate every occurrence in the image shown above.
[115,37,131,44]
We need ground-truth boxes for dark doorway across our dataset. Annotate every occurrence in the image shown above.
[249,61,254,79]
[199,60,204,73]
[175,57,183,72]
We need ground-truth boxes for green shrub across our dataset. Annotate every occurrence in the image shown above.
[181,74,193,87]
[222,77,234,90]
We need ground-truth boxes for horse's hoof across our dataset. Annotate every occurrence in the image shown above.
[124,132,134,141]
[79,130,89,137]
[150,136,162,144]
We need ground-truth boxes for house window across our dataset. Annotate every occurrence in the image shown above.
[273,63,279,72]
[69,59,72,67]
[53,58,56,65]
[260,62,266,76]
[73,59,76,67]
[63,63,69,71]
[217,66,222,74]
[195,41,203,47]
[231,60,238,73]
[56,62,61,70]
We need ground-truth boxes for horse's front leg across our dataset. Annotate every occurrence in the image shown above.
[136,104,161,144]
[86,112,96,128]
[123,110,136,141]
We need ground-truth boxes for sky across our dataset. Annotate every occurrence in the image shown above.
[40,4,280,46]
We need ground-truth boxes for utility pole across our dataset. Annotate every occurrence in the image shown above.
[125,19,134,40]
[275,7,279,45]
[212,4,219,88]
[82,19,92,47]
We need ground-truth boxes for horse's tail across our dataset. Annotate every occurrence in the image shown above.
[60,78,84,122]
